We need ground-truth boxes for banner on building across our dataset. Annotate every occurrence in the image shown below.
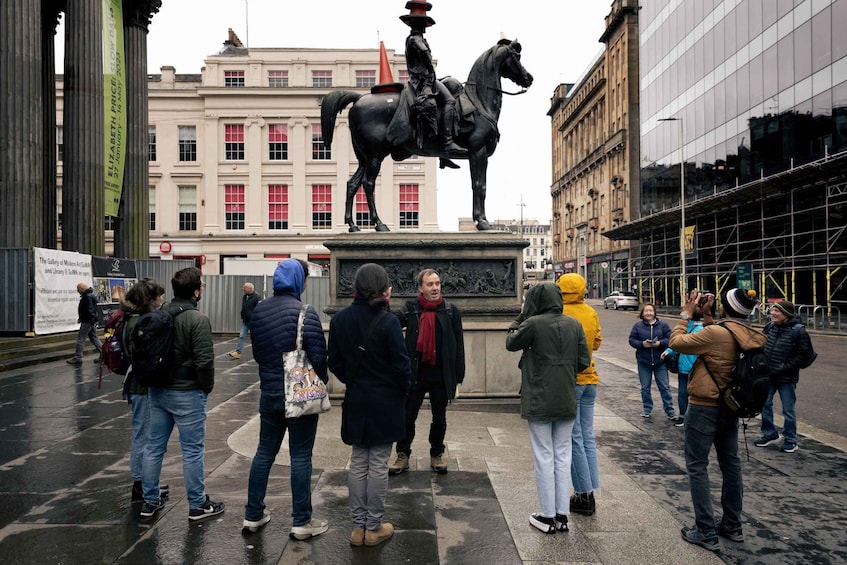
[33,248,93,335]
[103,0,126,217]
[684,225,696,256]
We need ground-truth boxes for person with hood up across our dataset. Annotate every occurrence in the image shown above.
[557,274,602,516]
[506,283,591,535]
[242,259,329,540]
[629,303,676,420]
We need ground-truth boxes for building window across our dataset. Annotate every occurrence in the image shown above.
[268,124,288,160]
[398,69,409,82]
[268,184,288,230]
[399,183,419,228]
[104,216,115,231]
[225,184,245,230]
[268,70,289,87]
[178,125,197,162]
[149,186,156,231]
[311,184,332,229]
[311,124,331,160]
[57,126,63,162]
[225,124,245,160]
[312,70,332,87]
[354,190,371,228]
[178,185,197,231]
[148,126,157,161]
[224,70,245,87]
[356,70,376,88]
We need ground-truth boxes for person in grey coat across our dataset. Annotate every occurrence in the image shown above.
[506,283,591,535]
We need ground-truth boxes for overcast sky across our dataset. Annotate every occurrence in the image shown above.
[58,0,611,230]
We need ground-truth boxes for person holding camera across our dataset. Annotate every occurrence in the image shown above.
[628,303,676,420]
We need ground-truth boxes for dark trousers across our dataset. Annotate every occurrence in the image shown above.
[396,379,448,457]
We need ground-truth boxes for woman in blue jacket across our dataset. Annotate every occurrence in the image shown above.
[628,303,675,420]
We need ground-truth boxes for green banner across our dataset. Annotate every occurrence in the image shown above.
[103,0,126,218]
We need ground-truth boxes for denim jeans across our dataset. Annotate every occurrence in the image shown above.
[528,419,575,518]
[571,384,599,494]
[348,443,392,530]
[761,383,797,443]
[128,393,150,481]
[678,373,690,416]
[245,391,319,525]
[74,322,102,360]
[235,322,250,354]
[637,362,675,416]
[396,379,448,457]
[142,388,207,508]
[684,404,743,533]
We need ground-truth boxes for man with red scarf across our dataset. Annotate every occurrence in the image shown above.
[389,268,465,475]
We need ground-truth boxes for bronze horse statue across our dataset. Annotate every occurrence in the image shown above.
[320,39,533,232]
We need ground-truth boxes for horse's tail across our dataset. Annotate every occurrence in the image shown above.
[320,90,362,148]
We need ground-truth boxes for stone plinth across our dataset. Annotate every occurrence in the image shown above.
[323,232,528,396]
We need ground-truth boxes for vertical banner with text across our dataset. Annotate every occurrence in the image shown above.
[103,0,126,217]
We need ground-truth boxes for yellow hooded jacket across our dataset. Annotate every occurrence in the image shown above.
[557,274,603,385]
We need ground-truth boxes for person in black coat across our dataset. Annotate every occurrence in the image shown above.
[67,282,104,365]
[229,282,260,359]
[327,263,411,547]
[389,268,465,475]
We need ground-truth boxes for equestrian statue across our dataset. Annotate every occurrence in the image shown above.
[320,0,534,232]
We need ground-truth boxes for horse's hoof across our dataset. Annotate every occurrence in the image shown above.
[476,219,491,230]
[348,225,361,233]
[375,223,391,232]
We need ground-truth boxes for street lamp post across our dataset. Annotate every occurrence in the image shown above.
[659,117,685,306]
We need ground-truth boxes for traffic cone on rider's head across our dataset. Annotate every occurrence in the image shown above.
[371,41,404,94]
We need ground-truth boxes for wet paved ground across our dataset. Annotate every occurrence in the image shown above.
[0,335,845,564]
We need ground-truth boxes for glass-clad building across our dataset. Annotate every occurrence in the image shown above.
[606,0,847,322]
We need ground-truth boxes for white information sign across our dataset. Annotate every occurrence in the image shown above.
[33,247,93,335]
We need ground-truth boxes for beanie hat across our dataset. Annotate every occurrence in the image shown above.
[721,288,758,318]
[772,300,795,317]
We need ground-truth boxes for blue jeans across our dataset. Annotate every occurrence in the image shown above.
[761,383,797,443]
[637,362,675,416]
[349,443,392,530]
[245,391,319,525]
[128,393,150,481]
[678,373,689,416]
[235,322,250,354]
[528,419,575,518]
[142,388,208,508]
[684,404,743,533]
[74,322,102,360]
[571,384,599,494]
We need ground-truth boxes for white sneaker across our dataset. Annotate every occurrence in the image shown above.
[289,518,329,540]
[242,510,270,534]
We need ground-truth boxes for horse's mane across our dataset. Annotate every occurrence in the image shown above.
[465,40,514,123]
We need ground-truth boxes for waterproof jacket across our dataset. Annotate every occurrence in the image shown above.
[629,317,672,366]
[122,310,144,397]
[763,315,813,385]
[240,292,260,323]
[168,297,215,394]
[558,274,603,385]
[78,287,103,325]
[669,319,767,408]
[394,297,465,400]
[328,299,411,446]
[663,320,704,374]
[506,283,591,422]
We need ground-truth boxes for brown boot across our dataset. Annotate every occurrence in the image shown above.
[349,528,365,546]
[389,452,410,475]
[430,454,448,474]
[364,522,394,546]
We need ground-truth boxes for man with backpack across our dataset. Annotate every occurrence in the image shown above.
[755,301,815,454]
[140,267,224,521]
[669,287,767,553]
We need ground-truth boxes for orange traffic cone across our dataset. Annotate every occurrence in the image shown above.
[371,41,403,94]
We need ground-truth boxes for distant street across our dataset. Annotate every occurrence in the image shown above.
[590,302,847,441]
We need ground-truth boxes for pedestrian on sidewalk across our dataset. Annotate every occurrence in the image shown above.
[628,303,676,420]
[242,259,329,539]
[66,282,104,365]
[229,282,260,360]
[328,263,411,547]
[557,273,602,516]
[669,288,766,552]
[756,300,815,454]
[506,283,591,534]
[389,268,465,476]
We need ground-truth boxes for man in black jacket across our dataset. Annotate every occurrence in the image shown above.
[755,300,814,454]
[389,269,465,475]
[67,282,103,365]
[229,282,260,360]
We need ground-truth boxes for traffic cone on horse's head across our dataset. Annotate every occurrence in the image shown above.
[371,41,404,94]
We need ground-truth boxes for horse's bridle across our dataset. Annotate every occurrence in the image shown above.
[465,44,530,96]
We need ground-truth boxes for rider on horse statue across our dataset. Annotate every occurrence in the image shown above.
[388,0,462,169]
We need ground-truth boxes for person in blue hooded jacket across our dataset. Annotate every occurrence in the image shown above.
[242,259,329,540]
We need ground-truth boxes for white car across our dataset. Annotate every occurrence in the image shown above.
[604,291,640,311]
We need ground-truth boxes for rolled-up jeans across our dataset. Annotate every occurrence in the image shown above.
[571,384,599,494]
[528,419,575,518]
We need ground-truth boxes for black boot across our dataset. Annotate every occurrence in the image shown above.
[440,99,463,154]
[570,491,596,516]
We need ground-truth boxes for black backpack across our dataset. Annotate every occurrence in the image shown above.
[702,324,770,419]
[130,304,194,388]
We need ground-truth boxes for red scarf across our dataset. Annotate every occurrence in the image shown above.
[416,294,442,366]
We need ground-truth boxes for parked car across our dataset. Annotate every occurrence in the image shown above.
[604,291,640,310]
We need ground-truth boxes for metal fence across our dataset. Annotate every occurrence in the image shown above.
[0,249,31,333]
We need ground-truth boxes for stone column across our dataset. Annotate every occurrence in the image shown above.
[0,0,44,248]
[42,0,63,249]
[114,0,160,258]
[62,0,104,255]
